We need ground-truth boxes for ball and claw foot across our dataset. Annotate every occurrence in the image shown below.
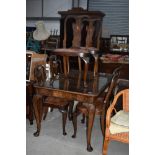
[87,145,93,152]
[33,130,40,137]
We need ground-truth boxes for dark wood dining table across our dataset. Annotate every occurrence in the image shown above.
[32,70,113,150]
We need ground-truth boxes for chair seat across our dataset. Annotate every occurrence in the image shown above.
[111,110,129,127]
[44,96,69,107]
[76,96,106,115]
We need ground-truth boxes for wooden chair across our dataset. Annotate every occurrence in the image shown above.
[71,67,121,152]
[102,89,129,155]
[33,64,70,136]
[42,96,70,135]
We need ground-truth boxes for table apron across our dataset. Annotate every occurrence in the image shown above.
[35,87,97,103]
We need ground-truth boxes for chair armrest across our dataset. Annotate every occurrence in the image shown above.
[106,89,128,128]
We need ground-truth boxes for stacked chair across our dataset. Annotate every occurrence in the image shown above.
[71,66,121,151]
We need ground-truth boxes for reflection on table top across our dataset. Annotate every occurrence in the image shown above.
[34,70,113,96]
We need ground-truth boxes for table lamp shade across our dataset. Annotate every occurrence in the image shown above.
[33,21,50,41]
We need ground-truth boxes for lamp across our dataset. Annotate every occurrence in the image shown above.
[33,21,50,41]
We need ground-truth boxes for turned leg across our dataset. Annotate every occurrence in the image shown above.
[33,94,43,137]
[102,137,110,155]
[86,104,95,152]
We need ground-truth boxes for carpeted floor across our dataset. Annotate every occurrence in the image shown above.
[26,109,129,155]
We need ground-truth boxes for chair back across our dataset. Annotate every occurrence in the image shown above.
[104,67,121,108]
[112,65,122,76]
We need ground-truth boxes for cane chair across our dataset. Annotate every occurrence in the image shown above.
[33,64,70,136]
[102,89,129,155]
[71,67,121,152]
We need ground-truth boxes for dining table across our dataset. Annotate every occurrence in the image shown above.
[32,69,113,151]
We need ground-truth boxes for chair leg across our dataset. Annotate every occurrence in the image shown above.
[81,114,85,124]
[102,137,110,155]
[43,107,49,120]
[100,115,105,136]
[86,106,95,152]
[62,109,67,136]
[68,101,74,121]
[72,110,79,138]
[50,108,53,112]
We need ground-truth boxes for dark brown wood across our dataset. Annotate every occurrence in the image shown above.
[71,67,121,152]
[58,8,105,49]
[99,62,129,79]
[32,70,113,150]
[51,47,99,87]
[26,82,34,125]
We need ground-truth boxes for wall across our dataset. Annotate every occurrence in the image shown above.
[26,20,60,35]
[26,0,128,37]
[26,0,89,35]
[26,0,72,35]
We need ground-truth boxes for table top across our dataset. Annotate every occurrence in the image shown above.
[33,70,112,102]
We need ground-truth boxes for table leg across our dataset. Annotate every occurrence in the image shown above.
[86,104,95,152]
[33,94,43,137]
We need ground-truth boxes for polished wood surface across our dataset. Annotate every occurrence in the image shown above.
[51,47,100,87]
[71,68,120,152]
[33,70,113,147]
